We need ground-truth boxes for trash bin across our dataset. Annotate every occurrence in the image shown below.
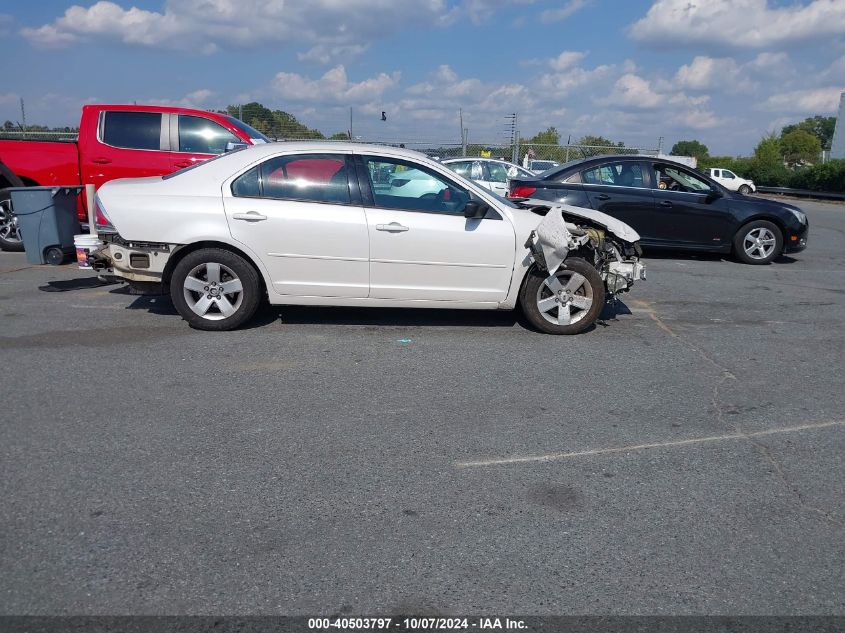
[9,186,83,265]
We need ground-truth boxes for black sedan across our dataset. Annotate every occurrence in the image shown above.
[508,155,809,264]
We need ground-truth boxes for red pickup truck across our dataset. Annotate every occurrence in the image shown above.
[0,104,269,250]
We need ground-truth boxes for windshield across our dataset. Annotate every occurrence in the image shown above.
[225,116,271,143]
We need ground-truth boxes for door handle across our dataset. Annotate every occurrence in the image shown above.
[376,222,409,232]
[91,157,112,164]
[232,211,267,222]
[596,194,610,200]
[658,200,673,207]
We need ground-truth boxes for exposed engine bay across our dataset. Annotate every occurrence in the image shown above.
[518,201,647,298]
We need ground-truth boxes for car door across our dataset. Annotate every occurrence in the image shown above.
[168,113,245,171]
[356,154,515,303]
[82,110,173,189]
[648,162,734,247]
[483,161,511,197]
[580,161,659,240]
[223,152,370,298]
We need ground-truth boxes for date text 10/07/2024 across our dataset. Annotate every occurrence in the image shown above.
[308,618,528,630]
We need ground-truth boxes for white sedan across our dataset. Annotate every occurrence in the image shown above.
[442,157,535,197]
[92,143,644,334]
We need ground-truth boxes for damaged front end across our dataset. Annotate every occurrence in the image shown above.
[521,202,646,299]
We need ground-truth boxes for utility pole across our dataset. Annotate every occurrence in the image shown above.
[349,107,353,140]
[459,108,465,156]
[239,104,243,121]
[505,113,518,163]
[565,134,571,162]
[19,98,27,138]
[658,136,664,154]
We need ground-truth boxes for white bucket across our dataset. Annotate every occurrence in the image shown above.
[74,234,103,269]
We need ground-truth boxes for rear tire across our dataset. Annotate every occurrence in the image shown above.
[170,248,262,330]
[733,220,782,265]
[519,257,605,335]
[0,189,24,252]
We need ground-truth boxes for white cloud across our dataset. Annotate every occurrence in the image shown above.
[549,51,586,72]
[271,66,400,104]
[629,0,845,49]
[601,74,663,109]
[541,0,590,24]
[675,56,741,90]
[21,0,534,56]
[761,87,845,114]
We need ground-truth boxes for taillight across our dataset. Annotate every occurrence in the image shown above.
[509,185,536,198]
[95,197,116,231]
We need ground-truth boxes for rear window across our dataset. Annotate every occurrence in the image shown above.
[231,154,351,204]
[101,111,161,151]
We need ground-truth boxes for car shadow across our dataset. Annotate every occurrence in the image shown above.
[642,249,801,265]
[259,304,520,329]
[98,286,631,333]
[38,277,120,293]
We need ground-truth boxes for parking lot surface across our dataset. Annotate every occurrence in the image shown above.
[1,198,843,615]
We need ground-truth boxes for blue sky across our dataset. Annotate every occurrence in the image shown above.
[2,0,844,155]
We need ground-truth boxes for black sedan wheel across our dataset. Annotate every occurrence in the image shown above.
[733,220,782,265]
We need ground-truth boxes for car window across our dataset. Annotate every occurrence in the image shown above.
[582,162,646,188]
[486,162,509,183]
[447,161,473,178]
[654,164,712,192]
[178,115,240,154]
[561,171,581,184]
[231,154,351,204]
[102,111,162,151]
[470,161,484,180]
[363,156,470,215]
[722,170,736,179]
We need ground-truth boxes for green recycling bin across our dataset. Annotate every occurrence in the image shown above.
[9,186,83,265]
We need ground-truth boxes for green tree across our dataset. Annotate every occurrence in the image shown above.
[670,139,709,159]
[781,116,836,150]
[780,129,822,166]
[329,132,351,140]
[578,135,623,148]
[226,102,325,140]
[525,127,561,145]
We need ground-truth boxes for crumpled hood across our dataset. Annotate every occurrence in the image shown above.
[519,199,641,243]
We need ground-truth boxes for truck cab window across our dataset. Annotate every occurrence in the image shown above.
[102,111,162,151]
[178,115,240,155]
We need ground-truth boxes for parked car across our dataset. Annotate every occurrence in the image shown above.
[442,157,534,197]
[526,159,560,174]
[508,155,808,265]
[704,167,756,194]
[90,143,645,334]
[0,104,268,251]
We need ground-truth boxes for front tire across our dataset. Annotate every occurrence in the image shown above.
[519,257,605,335]
[170,248,261,330]
[733,220,782,265]
[0,189,24,252]
[738,184,752,195]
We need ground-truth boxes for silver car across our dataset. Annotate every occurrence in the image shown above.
[442,158,535,197]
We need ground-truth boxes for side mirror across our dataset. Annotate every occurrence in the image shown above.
[705,189,723,203]
[225,141,249,152]
[463,200,488,219]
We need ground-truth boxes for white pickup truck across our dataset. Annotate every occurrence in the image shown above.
[705,168,756,194]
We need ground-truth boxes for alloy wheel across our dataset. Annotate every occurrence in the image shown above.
[182,261,244,320]
[0,198,21,244]
[535,270,594,326]
[743,227,777,260]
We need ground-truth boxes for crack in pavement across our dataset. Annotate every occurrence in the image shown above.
[632,299,843,529]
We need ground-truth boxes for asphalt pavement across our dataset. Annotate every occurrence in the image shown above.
[1,197,843,615]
